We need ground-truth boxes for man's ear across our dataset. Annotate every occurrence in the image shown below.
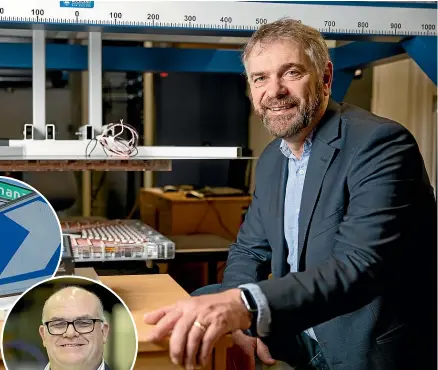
[39,325,46,348]
[102,322,110,344]
[323,61,333,96]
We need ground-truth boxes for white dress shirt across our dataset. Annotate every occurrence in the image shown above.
[43,358,105,370]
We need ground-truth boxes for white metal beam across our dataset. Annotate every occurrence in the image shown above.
[88,32,102,133]
[32,30,46,140]
[7,141,243,159]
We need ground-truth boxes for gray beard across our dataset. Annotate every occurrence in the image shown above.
[262,109,309,139]
[260,84,323,139]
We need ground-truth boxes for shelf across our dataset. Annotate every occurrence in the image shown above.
[0,141,245,171]
[0,159,172,172]
[6,140,243,159]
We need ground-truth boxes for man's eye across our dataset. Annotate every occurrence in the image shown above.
[76,321,92,327]
[286,70,299,76]
[254,76,265,83]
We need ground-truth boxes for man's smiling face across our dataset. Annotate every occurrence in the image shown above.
[246,39,325,139]
[39,287,109,370]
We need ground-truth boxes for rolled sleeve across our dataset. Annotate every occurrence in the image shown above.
[239,283,272,337]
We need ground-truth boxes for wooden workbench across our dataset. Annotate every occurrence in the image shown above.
[140,187,252,240]
[0,274,232,370]
[139,188,252,289]
[101,274,232,369]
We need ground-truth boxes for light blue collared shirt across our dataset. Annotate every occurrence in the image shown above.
[240,133,317,341]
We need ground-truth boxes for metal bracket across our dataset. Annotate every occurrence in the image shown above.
[402,36,437,85]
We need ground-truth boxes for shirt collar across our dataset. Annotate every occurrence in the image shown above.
[279,130,315,159]
[44,358,105,370]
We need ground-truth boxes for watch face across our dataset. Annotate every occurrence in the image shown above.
[241,289,258,312]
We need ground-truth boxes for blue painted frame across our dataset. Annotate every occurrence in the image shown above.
[0,41,415,73]
[0,43,244,73]
[331,70,355,102]
[330,42,406,70]
[0,38,435,100]
[402,36,437,85]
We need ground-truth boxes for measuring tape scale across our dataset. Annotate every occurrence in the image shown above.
[0,1,435,37]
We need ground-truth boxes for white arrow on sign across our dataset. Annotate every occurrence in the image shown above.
[0,198,61,279]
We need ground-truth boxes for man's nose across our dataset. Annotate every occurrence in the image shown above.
[64,323,79,338]
[266,78,288,98]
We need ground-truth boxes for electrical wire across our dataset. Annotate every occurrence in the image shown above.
[85,137,98,157]
[85,119,139,157]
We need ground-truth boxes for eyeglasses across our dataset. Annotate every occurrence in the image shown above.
[44,319,103,335]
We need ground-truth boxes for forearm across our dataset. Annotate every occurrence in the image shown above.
[219,214,273,336]
[220,186,272,290]
[220,242,271,290]
[220,222,274,336]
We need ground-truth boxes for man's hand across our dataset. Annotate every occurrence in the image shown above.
[144,289,252,369]
[232,330,276,369]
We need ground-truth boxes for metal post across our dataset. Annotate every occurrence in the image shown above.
[81,32,102,217]
[82,171,92,217]
[81,70,92,217]
[143,41,155,188]
[88,32,102,132]
[32,30,46,140]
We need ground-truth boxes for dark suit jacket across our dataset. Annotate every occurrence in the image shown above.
[221,100,437,370]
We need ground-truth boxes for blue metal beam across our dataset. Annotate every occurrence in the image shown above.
[0,41,412,73]
[330,41,406,70]
[0,41,420,100]
[0,43,245,73]
[331,70,354,102]
[0,40,431,100]
[401,36,437,85]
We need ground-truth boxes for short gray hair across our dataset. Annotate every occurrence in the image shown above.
[42,285,106,323]
[242,18,331,79]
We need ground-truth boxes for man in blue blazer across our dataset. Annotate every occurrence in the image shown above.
[145,18,437,370]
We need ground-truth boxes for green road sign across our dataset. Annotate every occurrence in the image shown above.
[0,180,33,201]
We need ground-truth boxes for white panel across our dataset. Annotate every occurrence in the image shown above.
[32,30,46,139]
[372,59,437,192]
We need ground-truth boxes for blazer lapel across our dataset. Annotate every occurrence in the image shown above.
[297,100,343,266]
[268,149,289,277]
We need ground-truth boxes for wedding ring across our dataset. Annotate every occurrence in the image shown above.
[193,321,207,332]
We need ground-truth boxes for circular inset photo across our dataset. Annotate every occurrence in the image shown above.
[1,276,138,370]
[0,177,62,310]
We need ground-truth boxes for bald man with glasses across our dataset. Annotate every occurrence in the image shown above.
[39,286,111,370]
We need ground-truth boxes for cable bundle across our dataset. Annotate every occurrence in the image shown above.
[86,119,139,157]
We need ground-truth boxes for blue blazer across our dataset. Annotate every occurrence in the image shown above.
[221,100,437,370]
